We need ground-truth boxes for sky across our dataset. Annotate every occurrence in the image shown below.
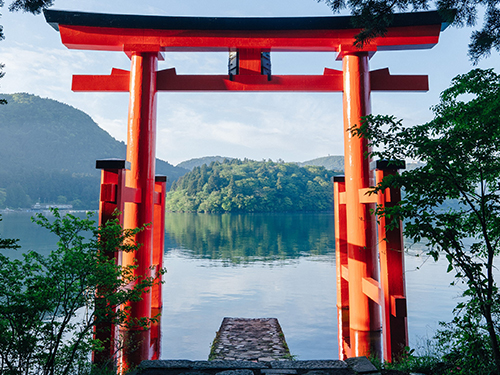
[1,0,499,166]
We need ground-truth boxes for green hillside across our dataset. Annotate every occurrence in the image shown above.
[0,93,188,209]
[167,158,338,213]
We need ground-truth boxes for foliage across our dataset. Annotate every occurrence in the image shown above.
[371,339,498,374]
[319,0,495,62]
[372,346,482,375]
[351,68,500,374]
[167,158,336,213]
[7,0,52,14]
[0,209,162,375]
[433,313,498,374]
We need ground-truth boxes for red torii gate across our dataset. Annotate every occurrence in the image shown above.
[44,8,448,369]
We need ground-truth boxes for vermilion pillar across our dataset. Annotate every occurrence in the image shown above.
[150,175,166,360]
[334,176,350,360]
[94,160,129,367]
[342,51,381,358]
[121,51,158,370]
[376,162,408,361]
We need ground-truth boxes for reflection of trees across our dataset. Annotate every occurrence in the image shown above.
[165,212,335,262]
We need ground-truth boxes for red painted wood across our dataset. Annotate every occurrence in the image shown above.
[94,166,127,367]
[150,176,166,361]
[49,9,442,367]
[72,67,427,92]
[58,24,442,52]
[376,168,408,362]
[342,51,381,359]
[334,177,350,360]
[121,52,158,371]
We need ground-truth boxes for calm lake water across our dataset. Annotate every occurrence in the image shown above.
[0,211,459,360]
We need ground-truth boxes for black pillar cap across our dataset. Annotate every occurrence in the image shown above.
[333,175,345,183]
[155,175,168,182]
[96,158,131,170]
[371,159,406,171]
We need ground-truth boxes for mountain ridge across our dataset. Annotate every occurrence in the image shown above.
[0,93,188,208]
[177,155,345,171]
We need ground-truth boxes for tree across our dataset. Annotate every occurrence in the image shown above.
[5,182,30,208]
[0,209,162,375]
[319,0,497,62]
[351,68,500,374]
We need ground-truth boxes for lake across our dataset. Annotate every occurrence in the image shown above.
[0,211,459,360]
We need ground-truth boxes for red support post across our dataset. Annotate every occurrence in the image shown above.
[375,160,408,362]
[93,159,129,367]
[334,176,350,360]
[238,48,263,75]
[121,51,158,371]
[150,175,167,360]
[342,51,381,358]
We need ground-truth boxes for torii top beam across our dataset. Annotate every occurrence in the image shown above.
[43,10,450,92]
[45,9,448,53]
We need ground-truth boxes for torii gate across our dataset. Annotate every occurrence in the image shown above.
[44,8,448,370]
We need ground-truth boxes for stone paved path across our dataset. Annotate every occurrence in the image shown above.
[209,318,291,362]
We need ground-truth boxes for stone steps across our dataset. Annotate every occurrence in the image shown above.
[132,358,381,375]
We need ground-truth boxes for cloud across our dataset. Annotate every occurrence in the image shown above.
[1,45,91,96]
[154,92,345,164]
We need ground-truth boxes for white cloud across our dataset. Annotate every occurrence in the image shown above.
[1,45,90,96]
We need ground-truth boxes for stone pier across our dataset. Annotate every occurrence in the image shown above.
[209,318,291,362]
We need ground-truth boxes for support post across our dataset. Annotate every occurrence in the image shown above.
[150,175,167,360]
[375,160,408,362]
[121,51,159,370]
[93,159,129,367]
[342,51,381,358]
[238,48,262,75]
[334,176,350,360]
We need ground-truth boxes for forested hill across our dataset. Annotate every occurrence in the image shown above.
[167,159,337,213]
[0,93,188,209]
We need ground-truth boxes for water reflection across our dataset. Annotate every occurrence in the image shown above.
[0,212,463,360]
[165,212,335,263]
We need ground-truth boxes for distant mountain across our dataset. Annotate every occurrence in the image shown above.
[297,156,425,172]
[0,93,188,208]
[297,155,344,171]
[176,156,236,171]
[177,155,346,172]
